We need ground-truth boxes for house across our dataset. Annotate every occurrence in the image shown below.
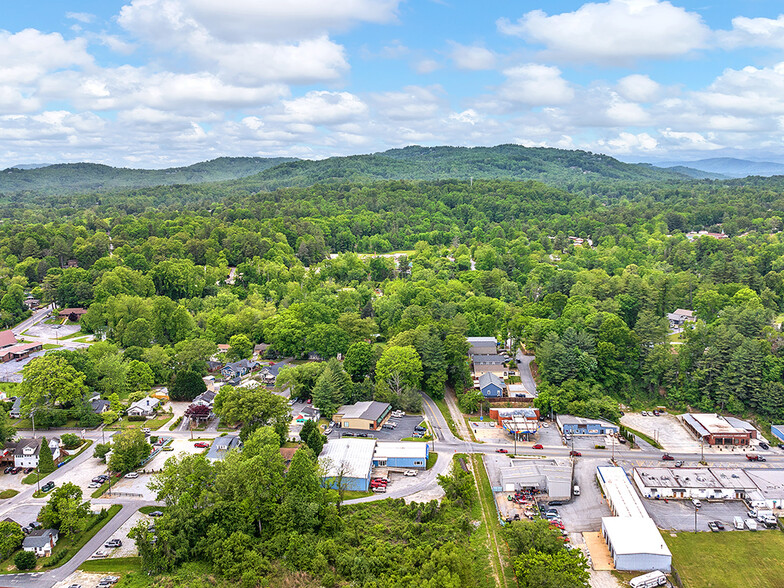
[260,361,288,384]
[466,337,498,356]
[23,298,39,310]
[478,372,506,398]
[296,406,320,423]
[9,397,21,418]
[319,438,376,491]
[372,441,429,469]
[253,343,270,358]
[23,528,58,557]
[217,344,230,354]
[0,330,16,349]
[203,375,215,392]
[193,390,216,409]
[221,359,258,379]
[206,360,222,373]
[13,438,60,468]
[667,309,696,329]
[206,436,242,462]
[471,354,507,377]
[332,401,392,430]
[127,396,160,417]
[57,307,88,322]
[90,399,110,414]
[0,342,43,363]
[556,415,618,436]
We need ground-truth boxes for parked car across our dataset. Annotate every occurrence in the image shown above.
[3,466,12,474]
[532,444,543,450]
[652,411,660,416]
[9,467,18,474]
[142,428,151,434]
[759,442,770,450]
[149,511,164,517]
[714,521,725,530]
[93,549,109,559]
[496,448,508,453]
[777,443,784,450]
[104,539,122,548]
[98,577,119,586]
[372,486,387,493]
[29,521,41,529]
[88,482,101,489]
[569,450,581,457]
[691,499,702,508]
[67,584,82,588]
[194,442,210,448]
[641,411,648,416]
[324,427,333,435]
[125,472,139,479]
[661,453,674,461]
[548,501,564,507]
[23,467,33,474]
[41,481,55,492]
[404,470,417,477]
[306,398,312,404]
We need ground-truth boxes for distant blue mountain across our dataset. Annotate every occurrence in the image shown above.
[654,157,784,178]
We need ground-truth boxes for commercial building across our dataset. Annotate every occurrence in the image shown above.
[332,401,391,430]
[372,441,429,469]
[771,425,784,444]
[58,307,88,321]
[0,342,43,363]
[633,467,753,501]
[466,337,498,356]
[319,438,376,491]
[507,383,536,399]
[499,458,572,500]
[597,466,671,573]
[478,372,506,398]
[556,415,618,436]
[489,407,539,425]
[680,413,754,446]
[743,469,784,509]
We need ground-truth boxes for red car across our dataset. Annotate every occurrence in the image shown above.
[661,453,674,461]
[496,448,509,453]
[306,398,312,404]
[569,451,581,457]
[532,444,543,450]
[194,442,210,448]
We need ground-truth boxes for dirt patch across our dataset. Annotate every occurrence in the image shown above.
[583,531,615,571]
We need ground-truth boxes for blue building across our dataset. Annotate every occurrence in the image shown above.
[556,415,618,435]
[478,372,506,398]
[319,438,376,491]
[373,442,429,469]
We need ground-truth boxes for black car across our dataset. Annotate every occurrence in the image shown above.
[3,467,11,474]
[714,521,725,530]
[778,444,784,450]
[28,521,42,529]
[149,511,163,517]
[41,481,55,492]
[548,501,564,507]
[760,442,770,450]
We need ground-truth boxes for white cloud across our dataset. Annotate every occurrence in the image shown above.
[719,15,784,49]
[66,12,95,23]
[99,35,136,55]
[0,29,92,84]
[659,129,722,151]
[449,109,482,125]
[414,59,440,74]
[696,62,784,116]
[371,86,443,121]
[498,64,574,107]
[616,74,661,102]
[498,0,709,64]
[270,91,368,126]
[597,131,658,154]
[448,42,496,71]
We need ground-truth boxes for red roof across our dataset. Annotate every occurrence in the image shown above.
[0,331,16,349]
[58,308,88,315]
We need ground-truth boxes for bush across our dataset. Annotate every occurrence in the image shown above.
[79,412,102,427]
[169,416,183,431]
[150,436,159,444]
[60,433,82,449]
[14,550,36,570]
[128,415,147,422]
[42,548,69,567]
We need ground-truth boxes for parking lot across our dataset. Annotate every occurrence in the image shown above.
[643,496,749,532]
[327,414,426,441]
[621,413,701,453]
[556,458,613,532]
[144,437,208,471]
[0,349,46,382]
[25,323,81,339]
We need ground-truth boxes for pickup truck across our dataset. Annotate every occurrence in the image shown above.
[747,454,766,461]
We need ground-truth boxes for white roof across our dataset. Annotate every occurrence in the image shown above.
[319,438,376,479]
[374,441,428,460]
[597,466,648,519]
[602,517,671,558]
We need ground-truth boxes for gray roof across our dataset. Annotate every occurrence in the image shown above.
[14,438,40,458]
[478,372,505,390]
[90,399,110,413]
[335,401,391,423]
[472,354,506,365]
[194,390,216,405]
[128,396,160,412]
[23,529,57,548]
[206,436,242,461]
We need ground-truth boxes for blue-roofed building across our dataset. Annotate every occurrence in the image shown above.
[261,361,288,384]
[206,436,242,462]
[372,441,429,469]
[772,425,784,444]
[478,372,506,398]
[556,415,618,436]
[221,359,258,379]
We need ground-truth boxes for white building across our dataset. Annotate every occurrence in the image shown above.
[499,458,572,500]
[319,438,376,492]
[12,438,60,468]
[22,528,58,557]
[127,396,160,417]
[633,467,753,501]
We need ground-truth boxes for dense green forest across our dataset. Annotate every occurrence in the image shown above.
[3,145,784,585]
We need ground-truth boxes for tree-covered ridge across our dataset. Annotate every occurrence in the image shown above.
[0,156,295,195]
[249,144,690,190]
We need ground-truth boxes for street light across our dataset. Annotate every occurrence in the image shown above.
[694,503,699,533]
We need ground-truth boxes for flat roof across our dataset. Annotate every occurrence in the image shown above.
[682,413,746,436]
[500,459,572,487]
[557,415,618,428]
[602,517,671,558]
[319,438,376,479]
[374,441,428,460]
[597,466,648,519]
[743,469,784,499]
[710,468,756,490]
[635,467,721,489]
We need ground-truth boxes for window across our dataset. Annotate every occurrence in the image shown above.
[414,460,423,466]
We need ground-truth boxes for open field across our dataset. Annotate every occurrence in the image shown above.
[664,529,784,588]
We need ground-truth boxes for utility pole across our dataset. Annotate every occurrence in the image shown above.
[694,503,699,533]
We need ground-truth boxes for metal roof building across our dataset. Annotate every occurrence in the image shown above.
[373,441,429,469]
[557,415,618,436]
[499,458,572,500]
[319,438,376,491]
[680,413,752,446]
[332,401,392,431]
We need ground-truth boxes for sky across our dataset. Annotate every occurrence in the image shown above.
[5,0,784,168]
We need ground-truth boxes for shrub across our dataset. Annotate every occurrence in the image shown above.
[169,416,183,431]
[60,433,82,449]
[150,436,159,444]
[14,550,36,570]
[128,415,147,422]
[42,548,69,567]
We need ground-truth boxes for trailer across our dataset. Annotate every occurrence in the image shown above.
[630,570,667,588]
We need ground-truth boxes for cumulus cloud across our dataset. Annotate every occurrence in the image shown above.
[498,0,709,64]
[371,86,443,121]
[616,74,661,102]
[448,42,496,71]
[497,64,574,107]
[0,29,92,84]
[696,62,784,116]
[719,15,784,49]
[270,91,369,126]
[414,59,440,74]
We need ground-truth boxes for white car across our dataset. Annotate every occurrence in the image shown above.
[88,482,101,488]
[125,472,139,479]
[142,428,151,434]
[404,470,417,477]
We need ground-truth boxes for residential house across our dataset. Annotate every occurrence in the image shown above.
[253,343,270,358]
[221,359,258,379]
[90,398,110,414]
[206,436,242,462]
[0,342,43,363]
[13,438,60,468]
[23,298,39,310]
[127,396,160,417]
[471,354,507,377]
[296,406,321,423]
[57,307,88,321]
[478,372,506,398]
[260,361,288,384]
[23,529,58,557]
[206,360,222,373]
[466,337,498,356]
[203,375,215,392]
[667,309,696,329]
[9,397,21,418]
[193,390,216,409]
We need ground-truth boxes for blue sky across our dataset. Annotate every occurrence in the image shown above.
[4,1,784,167]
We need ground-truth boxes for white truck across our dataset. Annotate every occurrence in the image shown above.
[629,570,667,588]
[757,509,777,527]
[745,518,758,531]
[733,516,744,530]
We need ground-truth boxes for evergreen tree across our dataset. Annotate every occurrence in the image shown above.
[38,437,56,474]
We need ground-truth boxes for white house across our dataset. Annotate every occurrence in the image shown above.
[23,528,58,557]
[127,396,160,417]
[13,438,60,468]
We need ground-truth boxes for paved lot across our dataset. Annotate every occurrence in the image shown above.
[110,473,156,500]
[144,437,206,471]
[0,349,46,382]
[557,458,612,532]
[101,510,147,558]
[57,453,112,496]
[1,500,44,527]
[643,496,749,532]
[471,420,514,443]
[327,415,425,441]
[25,324,81,339]
[621,413,700,453]
[53,571,107,588]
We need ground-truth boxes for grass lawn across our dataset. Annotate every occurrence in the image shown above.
[401,436,430,442]
[426,452,438,470]
[15,418,80,431]
[139,506,165,515]
[42,343,62,350]
[433,397,462,440]
[623,426,663,449]
[0,489,18,499]
[665,529,784,587]
[342,490,374,499]
[108,415,170,431]
[79,556,142,574]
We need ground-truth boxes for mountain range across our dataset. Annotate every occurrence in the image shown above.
[654,157,784,179]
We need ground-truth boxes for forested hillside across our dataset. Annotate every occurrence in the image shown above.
[0,156,295,195]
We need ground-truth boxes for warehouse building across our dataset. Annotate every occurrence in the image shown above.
[466,337,498,356]
[597,466,671,573]
[680,413,753,446]
[557,415,618,436]
[633,467,753,501]
[771,425,784,444]
[319,438,376,491]
[743,469,784,509]
[373,442,429,469]
[332,401,391,430]
[499,458,572,500]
